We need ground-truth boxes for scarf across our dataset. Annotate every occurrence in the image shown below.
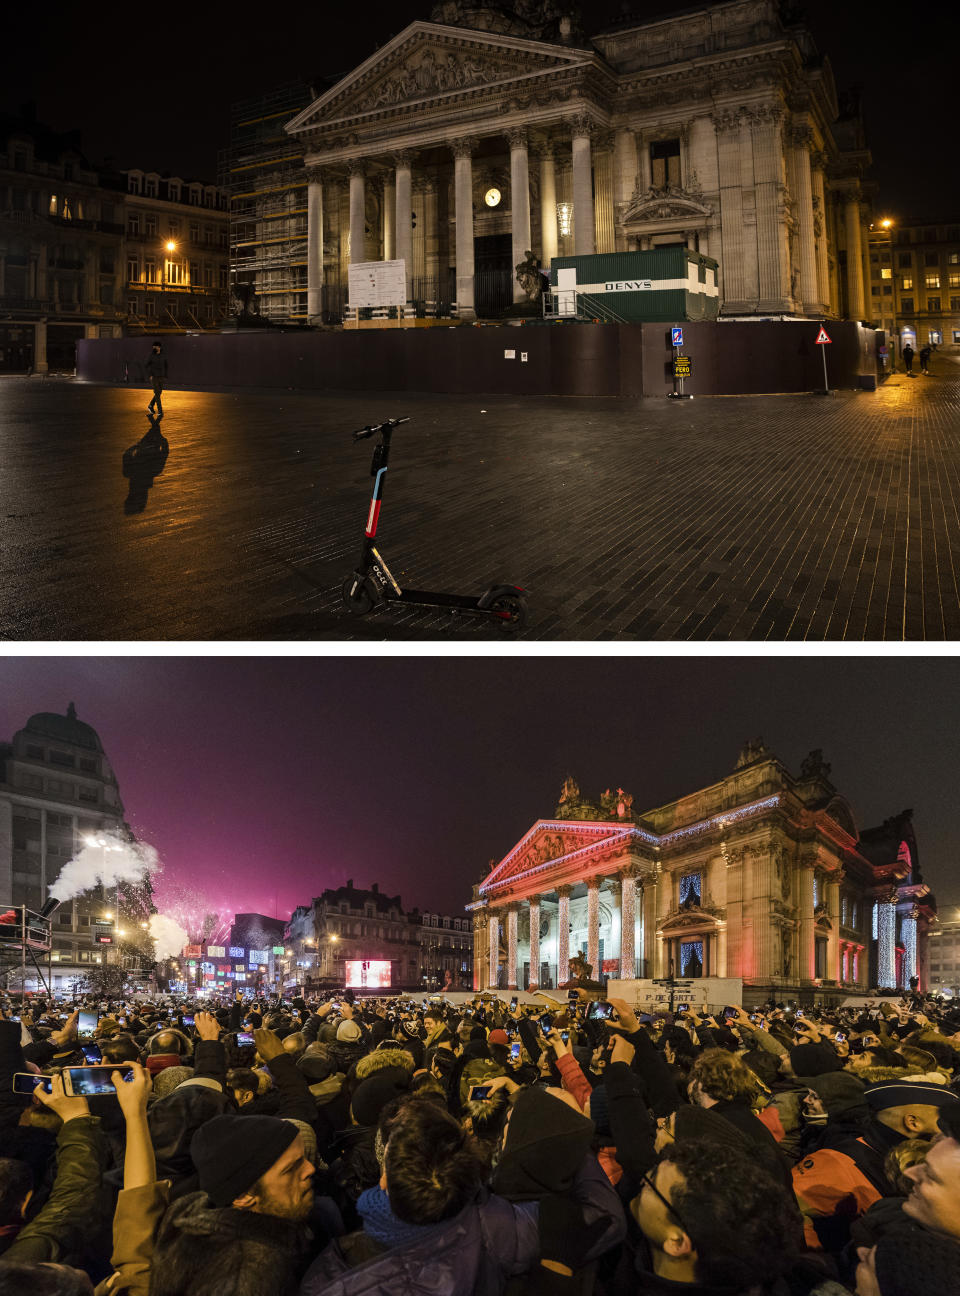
[356,1186,441,1250]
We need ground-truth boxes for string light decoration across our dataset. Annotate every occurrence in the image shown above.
[557,890,571,984]
[557,202,573,237]
[902,914,918,987]
[812,874,820,908]
[620,875,636,977]
[488,914,500,986]
[872,903,878,940]
[877,903,897,989]
[680,940,704,976]
[679,872,702,906]
[586,882,600,972]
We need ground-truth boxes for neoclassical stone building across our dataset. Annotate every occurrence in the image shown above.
[468,742,936,1004]
[286,0,873,321]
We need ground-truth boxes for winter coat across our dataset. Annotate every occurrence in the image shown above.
[148,1084,233,1198]
[94,1180,171,1296]
[3,1115,110,1265]
[150,1190,310,1296]
[144,353,168,381]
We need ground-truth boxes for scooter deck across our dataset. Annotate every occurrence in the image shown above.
[391,589,489,610]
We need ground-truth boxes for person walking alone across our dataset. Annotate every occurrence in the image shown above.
[145,342,168,416]
[902,342,915,376]
[919,344,932,375]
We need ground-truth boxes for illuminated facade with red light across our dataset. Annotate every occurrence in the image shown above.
[469,742,936,1004]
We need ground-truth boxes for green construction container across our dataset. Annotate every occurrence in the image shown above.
[549,249,719,322]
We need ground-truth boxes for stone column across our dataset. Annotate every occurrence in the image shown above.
[383,177,396,261]
[586,878,601,979]
[488,910,500,990]
[844,188,866,320]
[642,880,656,978]
[800,859,816,980]
[506,905,519,991]
[348,164,366,266]
[716,921,728,977]
[556,885,571,984]
[902,911,918,987]
[613,128,637,250]
[826,878,841,982]
[712,109,745,308]
[593,141,614,254]
[810,154,830,314]
[394,152,413,303]
[877,899,896,989]
[539,143,558,267]
[750,105,791,310]
[306,166,324,321]
[619,871,636,979]
[452,138,477,320]
[528,897,541,990]
[571,117,595,256]
[789,124,819,313]
[508,128,531,304]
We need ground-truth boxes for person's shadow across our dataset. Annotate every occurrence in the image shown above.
[122,415,170,514]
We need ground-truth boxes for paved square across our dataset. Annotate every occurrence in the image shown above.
[2,364,959,640]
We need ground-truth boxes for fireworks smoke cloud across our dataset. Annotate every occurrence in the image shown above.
[148,914,189,962]
[48,831,159,903]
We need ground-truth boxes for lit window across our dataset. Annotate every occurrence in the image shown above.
[925,273,940,289]
[880,268,892,280]
[902,276,913,290]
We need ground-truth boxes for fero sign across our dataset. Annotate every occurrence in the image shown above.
[673,355,692,378]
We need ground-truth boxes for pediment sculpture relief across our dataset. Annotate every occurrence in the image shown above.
[353,47,565,113]
[620,176,713,226]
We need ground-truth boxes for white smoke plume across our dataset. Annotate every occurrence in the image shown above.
[148,914,189,962]
[48,831,159,904]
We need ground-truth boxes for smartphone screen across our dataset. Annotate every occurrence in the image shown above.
[723,1007,736,1019]
[560,1031,570,1043]
[81,1043,103,1064]
[78,1010,98,1035]
[587,1001,614,1021]
[510,998,518,1009]
[182,1015,195,1026]
[676,1003,689,1013]
[510,1041,521,1062]
[13,1072,53,1095]
[236,1032,255,1045]
[65,1066,133,1096]
[538,1014,553,1031]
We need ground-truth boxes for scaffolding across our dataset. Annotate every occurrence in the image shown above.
[0,906,53,994]
[218,83,314,323]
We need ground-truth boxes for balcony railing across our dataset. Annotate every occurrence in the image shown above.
[0,297,52,312]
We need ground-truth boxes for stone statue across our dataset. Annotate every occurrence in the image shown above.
[515,249,543,301]
[800,749,832,780]
[735,737,769,768]
[559,775,580,804]
[567,951,592,982]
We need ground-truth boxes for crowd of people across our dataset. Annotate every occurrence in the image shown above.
[0,985,958,1295]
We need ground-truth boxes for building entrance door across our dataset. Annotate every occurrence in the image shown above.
[474,233,512,316]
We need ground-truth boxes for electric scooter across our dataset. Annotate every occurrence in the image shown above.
[341,417,529,630]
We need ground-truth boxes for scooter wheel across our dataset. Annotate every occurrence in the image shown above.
[341,575,374,616]
[488,592,528,631]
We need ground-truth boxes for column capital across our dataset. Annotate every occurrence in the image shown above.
[556,884,574,899]
[507,126,528,151]
[745,103,785,130]
[532,135,556,161]
[786,122,815,151]
[810,149,828,172]
[710,107,743,135]
[392,150,413,170]
[304,165,324,184]
[451,136,479,160]
[568,112,595,140]
[347,159,366,178]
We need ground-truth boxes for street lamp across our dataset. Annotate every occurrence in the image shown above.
[161,240,177,327]
[879,218,899,371]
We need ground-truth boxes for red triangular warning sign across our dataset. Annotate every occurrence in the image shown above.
[815,326,832,344]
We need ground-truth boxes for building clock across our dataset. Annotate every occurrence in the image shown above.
[484,187,501,208]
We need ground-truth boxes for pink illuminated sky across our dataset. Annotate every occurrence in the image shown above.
[1,658,958,928]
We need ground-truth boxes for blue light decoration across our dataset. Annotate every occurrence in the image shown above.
[902,916,918,987]
[680,940,704,976]
[812,874,820,907]
[679,872,701,906]
[872,904,878,940]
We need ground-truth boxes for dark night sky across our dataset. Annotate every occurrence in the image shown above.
[3,2,957,220]
[1,657,958,933]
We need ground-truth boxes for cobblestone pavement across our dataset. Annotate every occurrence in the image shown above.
[2,366,959,641]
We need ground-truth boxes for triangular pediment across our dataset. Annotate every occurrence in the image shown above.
[287,22,593,133]
[481,819,631,896]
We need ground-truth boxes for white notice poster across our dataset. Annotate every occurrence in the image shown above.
[348,259,407,307]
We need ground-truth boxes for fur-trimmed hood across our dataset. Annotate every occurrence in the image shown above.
[354,1048,416,1080]
[151,1190,309,1296]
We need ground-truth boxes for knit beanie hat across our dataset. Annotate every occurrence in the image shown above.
[487,1029,509,1047]
[337,1020,362,1043]
[807,1070,867,1117]
[351,1068,410,1127]
[190,1114,299,1207]
[874,1224,960,1296]
[790,1042,842,1077]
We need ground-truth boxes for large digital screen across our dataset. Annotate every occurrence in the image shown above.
[345,960,391,989]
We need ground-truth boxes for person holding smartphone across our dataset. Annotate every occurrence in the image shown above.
[1,1070,109,1265]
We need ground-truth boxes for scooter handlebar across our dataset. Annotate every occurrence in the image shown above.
[351,417,411,441]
